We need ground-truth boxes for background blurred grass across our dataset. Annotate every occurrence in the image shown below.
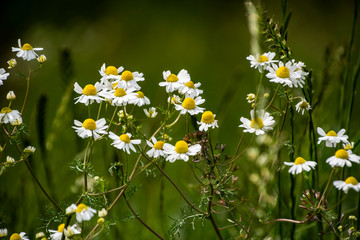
[0,0,359,239]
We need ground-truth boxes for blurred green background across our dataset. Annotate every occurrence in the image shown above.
[0,0,359,239]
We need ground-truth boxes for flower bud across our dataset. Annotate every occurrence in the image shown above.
[6,91,16,101]
[37,54,47,63]
[7,59,17,69]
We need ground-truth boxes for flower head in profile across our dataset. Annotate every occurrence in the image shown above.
[0,68,10,86]
[333,176,360,194]
[64,224,81,238]
[168,94,181,105]
[159,69,191,93]
[326,149,360,168]
[146,137,167,158]
[75,203,97,223]
[115,70,144,90]
[317,127,348,148]
[23,146,36,154]
[0,107,22,125]
[109,132,141,154]
[144,107,158,118]
[174,96,205,115]
[198,111,219,131]
[239,110,275,135]
[266,61,304,88]
[66,203,77,215]
[163,140,201,162]
[9,232,29,240]
[37,54,47,63]
[72,118,108,140]
[49,223,65,240]
[343,141,354,150]
[12,39,43,61]
[284,157,317,175]
[74,82,104,106]
[246,52,277,72]
[6,91,16,101]
[130,91,150,106]
[99,63,123,86]
[179,81,203,98]
[295,98,311,115]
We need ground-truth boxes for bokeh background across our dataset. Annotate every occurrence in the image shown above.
[0,0,359,239]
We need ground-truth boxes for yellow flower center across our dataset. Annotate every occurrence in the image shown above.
[175,140,188,153]
[326,130,337,136]
[114,88,127,97]
[136,91,145,98]
[58,223,65,233]
[121,70,134,81]
[201,111,215,124]
[276,66,290,78]
[182,98,196,110]
[153,141,165,150]
[299,101,309,109]
[1,107,12,113]
[105,66,118,75]
[75,203,88,213]
[82,84,97,96]
[335,149,349,159]
[167,74,179,82]
[185,81,195,88]
[294,157,306,165]
[345,176,359,185]
[250,118,264,129]
[21,43,33,50]
[10,233,21,240]
[82,119,96,130]
[258,55,269,63]
[112,83,118,89]
[120,134,131,143]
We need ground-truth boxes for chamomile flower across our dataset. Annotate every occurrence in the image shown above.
[246,93,256,103]
[174,96,205,115]
[333,176,360,193]
[317,127,348,148]
[146,137,167,158]
[197,111,218,131]
[99,87,137,106]
[284,157,317,175]
[75,203,97,223]
[64,225,81,238]
[98,208,108,218]
[180,81,203,98]
[163,140,201,162]
[159,69,191,93]
[144,107,158,118]
[130,91,150,106]
[49,224,65,240]
[0,68,9,86]
[99,63,123,86]
[246,52,277,72]
[35,232,45,238]
[0,107,22,125]
[37,54,47,63]
[239,110,275,135]
[0,228,7,237]
[293,60,309,81]
[6,91,16,101]
[109,132,141,154]
[343,141,354,150]
[65,204,77,215]
[295,98,311,115]
[74,82,104,105]
[266,61,303,88]
[9,232,28,240]
[115,70,144,90]
[72,118,108,140]
[168,94,181,104]
[326,149,360,168]
[7,59,17,69]
[12,39,43,61]
[23,146,36,154]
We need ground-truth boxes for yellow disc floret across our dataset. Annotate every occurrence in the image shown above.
[21,43,33,50]
[167,74,179,82]
[250,118,264,129]
[345,176,359,185]
[120,134,131,143]
[299,101,309,109]
[201,111,215,124]
[82,119,96,130]
[105,66,118,76]
[121,70,134,81]
[10,233,21,240]
[326,130,337,136]
[258,55,269,62]
[136,91,145,98]
[76,203,88,213]
[182,98,196,110]
[1,107,12,113]
[58,223,65,233]
[175,140,188,154]
[114,88,127,97]
[276,66,290,78]
[154,141,165,150]
[185,81,195,88]
[335,149,349,159]
[82,84,97,96]
[294,157,306,165]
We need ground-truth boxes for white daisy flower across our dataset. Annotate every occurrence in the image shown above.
[326,149,360,168]
[146,137,167,158]
[159,69,191,93]
[115,70,144,90]
[12,39,43,61]
[9,232,29,240]
[174,96,205,115]
[65,204,77,215]
[197,111,219,131]
[246,52,277,72]
[129,91,150,106]
[49,223,65,240]
[163,140,201,163]
[6,91,16,101]
[72,118,108,140]
[317,127,348,148]
[168,94,181,104]
[0,107,22,125]
[0,68,10,86]
[295,98,311,115]
[109,132,141,154]
[180,81,203,98]
[99,87,137,106]
[144,107,158,118]
[293,60,309,82]
[239,110,275,135]
[333,176,360,194]
[23,146,36,154]
[74,82,104,106]
[75,203,97,223]
[246,93,256,103]
[7,59,17,69]
[99,63,123,86]
[266,61,303,88]
[0,228,7,237]
[64,224,81,238]
[284,157,317,175]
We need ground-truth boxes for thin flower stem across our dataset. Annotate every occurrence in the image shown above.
[265,85,280,110]
[207,184,223,240]
[84,224,99,240]
[96,101,103,120]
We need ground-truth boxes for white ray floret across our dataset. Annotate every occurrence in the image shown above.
[163,140,201,163]
[0,68,10,86]
[333,176,360,194]
[75,203,96,223]
[109,132,141,154]
[317,127,348,148]
[159,69,191,93]
[72,118,108,140]
[12,39,43,61]
[239,110,275,135]
[197,111,219,131]
[146,137,167,158]
[284,157,317,175]
[174,96,205,115]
